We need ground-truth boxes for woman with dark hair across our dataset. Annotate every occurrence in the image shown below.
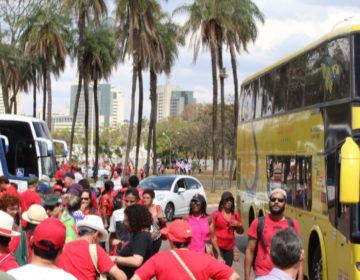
[210,191,243,267]
[99,180,114,229]
[111,204,153,279]
[80,190,97,215]
[142,189,166,254]
[109,188,139,253]
[186,194,221,257]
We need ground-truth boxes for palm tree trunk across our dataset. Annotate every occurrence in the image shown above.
[135,64,143,176]
[229,44,238,184]
[69,11,85,162]
[84,74,90,173]
[42,64,46,121]
[94,75,99,180]
[210,22,218,193]
[46,55,52,131]
[146,70,156,177]
[124,63,137,176]
[33,67,37,118]
[152,96,158,176]
[69,73,82,162]
[0,63,11,113]
[217,33,225,184]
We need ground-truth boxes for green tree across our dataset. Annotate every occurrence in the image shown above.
[115,0,162,175]
[20,3,72,130]
[82,23,117,179]
[65,0,107,163]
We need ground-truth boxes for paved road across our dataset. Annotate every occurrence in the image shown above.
[159,205,252,279]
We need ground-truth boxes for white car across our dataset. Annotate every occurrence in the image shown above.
[139,175,207,221]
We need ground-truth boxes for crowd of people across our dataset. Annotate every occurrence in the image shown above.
[0,161,303,280]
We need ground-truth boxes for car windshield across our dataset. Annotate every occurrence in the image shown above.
[139,177,175,191]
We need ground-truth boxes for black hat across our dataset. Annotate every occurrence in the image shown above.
[221,191,234,201]
[64,172,75,180]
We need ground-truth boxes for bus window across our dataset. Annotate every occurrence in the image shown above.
[304,47,325,106]
[241,84,254,121]
[0,121,38,177]
[255,79,263,119]
[273,66,288,114]
[261,73,275,117]
[323,37,350,102]
[288,56,305,110]
[266,155,294,204]
[295,156,312,211]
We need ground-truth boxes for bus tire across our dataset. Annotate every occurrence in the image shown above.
[310,245,322,280]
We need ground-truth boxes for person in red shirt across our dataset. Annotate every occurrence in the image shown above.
[0,177,18,198]
[20,177,41,227]
[99,181,114,229]
[57,215,126,280]
[211,191,243,267]
[80,190,98,216]
[132,219,240,280]
[244,188,302,280]
[0,210,20,272]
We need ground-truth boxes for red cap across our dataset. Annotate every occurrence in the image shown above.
[53,185,63,192]
[54,170,66,180]
[33,218,66,250]
[160,220,192,242]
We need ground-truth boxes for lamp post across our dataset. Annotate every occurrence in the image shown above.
[332,16,353,31]
[162,132,171,167]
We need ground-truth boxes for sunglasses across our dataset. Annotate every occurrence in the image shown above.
[190,200,201,206]
[45,205,55,211]
[81,197,90,201]
[270,197,285,203]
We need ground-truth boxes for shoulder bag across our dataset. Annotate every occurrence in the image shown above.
[170,250,196,280]
[89,244,107,280]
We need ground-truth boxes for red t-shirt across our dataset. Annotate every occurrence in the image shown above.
[99,192,113,217]
[20,190,41,212]
[247,214,300,276]
[0,186,19,198]
[57,240,115,280]
[211,210,242,250]
[0,252,19,271]
[135,249,235,280]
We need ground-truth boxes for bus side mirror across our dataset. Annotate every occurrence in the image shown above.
[35,138,54,156]
[53,139,68,158]
[0,135,9,153]
[340,137,360,204]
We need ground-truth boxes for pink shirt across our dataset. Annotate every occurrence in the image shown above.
[188,215,210,253]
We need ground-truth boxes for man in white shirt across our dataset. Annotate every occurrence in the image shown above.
[8,218,76,280]
[112,169,122,191]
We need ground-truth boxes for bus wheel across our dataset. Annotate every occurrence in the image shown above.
[310,246,322,280]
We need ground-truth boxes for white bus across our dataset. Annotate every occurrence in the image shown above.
[0,115,67,192]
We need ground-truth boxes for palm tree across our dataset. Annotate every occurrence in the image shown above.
[115,0,162,176]
[82,23,117,179]
[174,0,222,191]
[145,16,181,176]
[65,0,107,163]
[223,0,264,182]
[20,4,71,130]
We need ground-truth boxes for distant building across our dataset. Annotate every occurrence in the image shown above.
[156,84,195,121]
[51,115,73,130]
[69,83,125,128]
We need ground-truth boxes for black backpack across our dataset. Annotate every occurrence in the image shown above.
[252,216,294,268]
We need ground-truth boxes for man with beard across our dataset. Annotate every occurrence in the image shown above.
[244,188,302,280]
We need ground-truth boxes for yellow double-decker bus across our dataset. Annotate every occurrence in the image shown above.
[237,25,360,280]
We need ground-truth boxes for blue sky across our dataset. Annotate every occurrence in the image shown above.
[20,0,360,119]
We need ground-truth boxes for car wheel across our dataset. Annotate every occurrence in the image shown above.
[165,203,175,221]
